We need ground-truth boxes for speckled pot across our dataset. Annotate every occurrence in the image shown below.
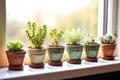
[84,44,100,58]
[6,50,26,70]
[66,44,83,64]
[28,47,46,68]
[47,46,64,66]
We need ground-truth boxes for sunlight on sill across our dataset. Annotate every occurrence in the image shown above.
[0,57,120,80]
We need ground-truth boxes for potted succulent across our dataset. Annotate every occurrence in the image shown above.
[84,34,100,62]
[47,29,64,66]
[6,41,26,71]
[99,34,116,60]
[25,22,47,68]
[65,28,83,64]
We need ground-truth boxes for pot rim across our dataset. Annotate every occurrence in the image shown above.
[47,46,64,48]
[28,47,46,50]
[100,44,116,46]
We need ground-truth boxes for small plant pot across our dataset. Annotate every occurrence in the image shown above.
[6,50,26,71]
[28,47,46,68]
[47,46,64,66]
[66,44,83,64]
[84,44,100,62]
[100,44,116,60]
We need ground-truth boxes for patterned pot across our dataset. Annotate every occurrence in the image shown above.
[66,44,83,64]
[84,44,100,58]
[47,46,64,66]
[6,50,26,70]
[28,47,46,68]
[84,44,100,62]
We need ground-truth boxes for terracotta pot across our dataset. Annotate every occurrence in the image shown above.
[66,44,83,64]
[6,50,26,70]
[100,44,116,57]
[28,47,46,68]
[47,46,64,66]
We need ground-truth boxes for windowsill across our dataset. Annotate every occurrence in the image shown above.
[0,57,120,80]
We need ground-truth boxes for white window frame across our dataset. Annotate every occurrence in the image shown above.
[98,0,118,36]
[107,0,118,57]
[98,0,119,57]
[0,0,120,79]
[98,0,108,36]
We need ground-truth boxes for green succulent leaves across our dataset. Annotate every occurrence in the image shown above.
[7,41,23,52]
[65,28,82,45]
[85,34,97,44]
[49,29,64,47]
[99,34,115,44]
[26,22,47,48]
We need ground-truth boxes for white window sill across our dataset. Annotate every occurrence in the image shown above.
[0,57,120,80]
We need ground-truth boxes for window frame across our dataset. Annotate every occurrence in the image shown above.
[0,0,120,79]
[0,0,8,68]
[98,0,108,36]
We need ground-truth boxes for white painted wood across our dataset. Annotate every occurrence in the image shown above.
[0,58,120,80]
[98,0,104,37]
[107,0,118,37]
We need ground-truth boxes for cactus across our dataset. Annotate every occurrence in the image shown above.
[85,34,97,44]
[25,22,47,48]
[99,34,115,44]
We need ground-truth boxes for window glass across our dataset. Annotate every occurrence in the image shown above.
[6,0,98,46]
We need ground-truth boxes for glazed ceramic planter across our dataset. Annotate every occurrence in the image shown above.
[47,46,64,66]
[84,44,100,62]
[66,44,83,64]
[100,44,116,60]
[6,50,26,71]
[84,44,100,58]
[28,47,46,68]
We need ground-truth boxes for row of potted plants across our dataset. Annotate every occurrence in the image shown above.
[6,22,116,71]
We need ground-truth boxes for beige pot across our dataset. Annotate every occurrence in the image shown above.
[28,48,46,64]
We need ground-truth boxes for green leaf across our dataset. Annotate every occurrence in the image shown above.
[7,41,23,52]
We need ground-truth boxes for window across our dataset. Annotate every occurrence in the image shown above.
[6,0,99,63]
[0,0,120,79]
[6,0,98,46]
[0,0,118,67]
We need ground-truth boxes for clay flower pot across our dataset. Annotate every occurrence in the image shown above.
[84,44,100,62]
[28,47,46,68]
[47,46,64,66]
[100,44,116,60]
[6,50,26,71]
[66,44,83,64]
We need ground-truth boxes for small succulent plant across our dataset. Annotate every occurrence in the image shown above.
[85,34,97,44]
[65,28,82,45]
[99,34,115,44]
[49,29,64,47]
[25,22,47,48]
[7,41,23,52]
